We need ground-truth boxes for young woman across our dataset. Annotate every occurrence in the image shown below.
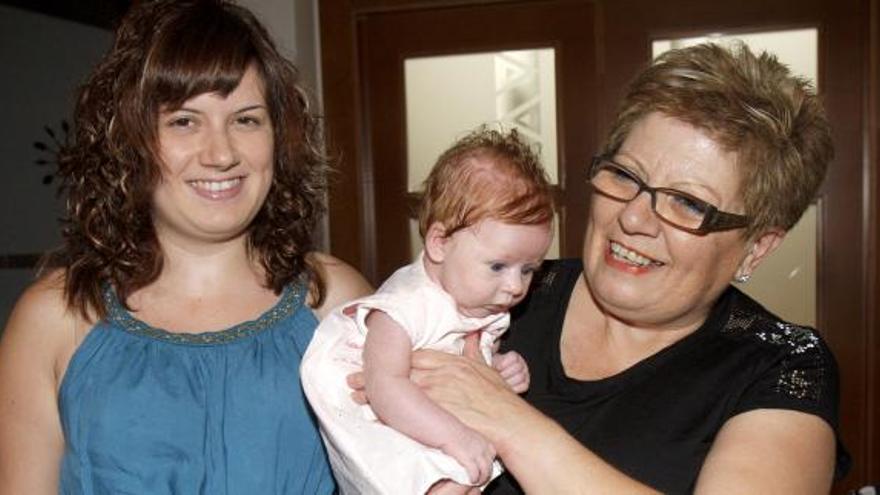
[0,1,370,493]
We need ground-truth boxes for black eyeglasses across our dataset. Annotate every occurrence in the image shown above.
[588,155,750,235]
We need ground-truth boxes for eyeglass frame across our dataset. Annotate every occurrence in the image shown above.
[588,154,751,235]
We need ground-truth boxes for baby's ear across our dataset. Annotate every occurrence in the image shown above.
[423,222,448,263]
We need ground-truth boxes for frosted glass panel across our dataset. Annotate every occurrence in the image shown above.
[652,29,817,84]
[653,29,819,326]
[741,205,818,326]
[404,48,558,191]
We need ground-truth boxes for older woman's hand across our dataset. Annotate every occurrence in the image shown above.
[409,338,518,442]
[347,333,529,452]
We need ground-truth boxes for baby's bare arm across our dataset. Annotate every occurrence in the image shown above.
[362,311,495,484]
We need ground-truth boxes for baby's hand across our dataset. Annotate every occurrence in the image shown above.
[441,426,496,485]
[492,351,530,393]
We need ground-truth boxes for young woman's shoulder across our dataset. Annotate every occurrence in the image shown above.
[306,252,373,320]
[9,269,77,324]
[0,269,86,490]
[1,269,91,381]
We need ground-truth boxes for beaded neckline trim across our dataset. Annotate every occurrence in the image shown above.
[104,283,305,345]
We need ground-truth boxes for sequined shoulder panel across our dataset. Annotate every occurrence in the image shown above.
[721,291,825,401]
[532,258,581,294]
[104,283,306,345]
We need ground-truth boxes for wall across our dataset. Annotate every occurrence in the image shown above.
[239,0,320,96]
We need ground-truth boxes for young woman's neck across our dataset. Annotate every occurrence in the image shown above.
[153,231,264,295]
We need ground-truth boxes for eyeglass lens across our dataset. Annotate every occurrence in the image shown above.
[590,161,711,231]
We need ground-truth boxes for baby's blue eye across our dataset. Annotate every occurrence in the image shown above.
[489,262,506,272]
[521,266,536,275]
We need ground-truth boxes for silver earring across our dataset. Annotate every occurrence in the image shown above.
[734,273,751,284]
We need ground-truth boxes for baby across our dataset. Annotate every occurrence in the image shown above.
[301,127,554,494]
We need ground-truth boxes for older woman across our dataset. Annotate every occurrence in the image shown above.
[0,0,370,493]
[400,43,846,493]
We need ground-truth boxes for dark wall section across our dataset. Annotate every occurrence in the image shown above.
[0,0,129,29]
[0,4,112,327]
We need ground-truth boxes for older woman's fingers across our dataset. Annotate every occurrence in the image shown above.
[346,372,369,405]
[346,371,366,390]
[418,356,509,398]
[349,389,368,405]
[412,348,462,370]
[462,332,482,360]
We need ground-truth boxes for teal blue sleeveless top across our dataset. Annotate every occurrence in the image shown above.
[57,284,335,494]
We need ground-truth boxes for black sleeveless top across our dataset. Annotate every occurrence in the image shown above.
[487,259,848,494]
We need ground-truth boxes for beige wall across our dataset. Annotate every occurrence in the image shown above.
[237,0,320,94]
[238,0,328,248]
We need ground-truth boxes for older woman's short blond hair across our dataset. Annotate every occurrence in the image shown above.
[603,42,832,236]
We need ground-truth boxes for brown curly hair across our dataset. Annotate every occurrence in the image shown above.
[418,127,555,238]
[603,42,832,237]
[45,0,328,318]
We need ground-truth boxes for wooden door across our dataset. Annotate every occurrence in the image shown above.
[319,0,877,490]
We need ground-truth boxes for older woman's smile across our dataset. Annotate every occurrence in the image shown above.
[608,240,663,269]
